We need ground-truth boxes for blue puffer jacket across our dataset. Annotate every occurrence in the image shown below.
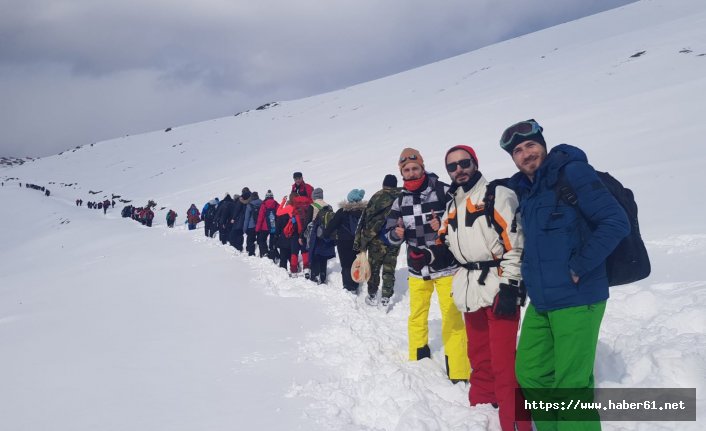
[508,144,629,312]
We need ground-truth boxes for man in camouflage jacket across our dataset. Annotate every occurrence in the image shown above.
[354,174,402,305]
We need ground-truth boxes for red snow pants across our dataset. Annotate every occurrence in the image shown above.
[465,307,531,431]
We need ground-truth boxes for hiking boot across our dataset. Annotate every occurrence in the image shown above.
[450,379,468,385]
[380,296,391,307]
[365,294,378,306]
[304,268,311,280]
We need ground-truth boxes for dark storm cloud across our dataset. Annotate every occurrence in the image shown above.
[0,0,635,157]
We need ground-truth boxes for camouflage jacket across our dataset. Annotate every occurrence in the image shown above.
[353,186,401,252]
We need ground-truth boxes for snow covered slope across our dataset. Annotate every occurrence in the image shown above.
[2,0,705,429]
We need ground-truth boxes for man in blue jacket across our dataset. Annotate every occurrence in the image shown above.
[500,119,629,430]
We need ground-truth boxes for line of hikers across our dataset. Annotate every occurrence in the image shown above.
[186,119,635,431]
[23,182,51,196]
[85,199,115,214]
[107,119,642,430]
[195,172,403,306]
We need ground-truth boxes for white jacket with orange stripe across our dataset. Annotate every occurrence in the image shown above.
[438,173,524,313]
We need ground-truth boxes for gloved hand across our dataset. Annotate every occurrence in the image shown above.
[408,246,433,272]
[492,280,525,318]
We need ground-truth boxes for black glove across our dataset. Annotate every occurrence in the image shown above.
[492,280,526,318]
[408,246,433,272]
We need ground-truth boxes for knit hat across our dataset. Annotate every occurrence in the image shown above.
[312,187,324,200]
[347,189,365,203]
[265,189,273,199]
[499,119,546,155]
[445,145,479,168]
[398,147,424,171]
[293,171,303,179]
[382,174,397,188]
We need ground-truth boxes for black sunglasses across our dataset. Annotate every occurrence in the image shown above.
[446,158,473,172]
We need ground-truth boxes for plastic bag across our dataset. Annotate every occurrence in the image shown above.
[351,252,371,283]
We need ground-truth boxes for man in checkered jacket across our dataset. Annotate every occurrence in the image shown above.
[384,148,470,383]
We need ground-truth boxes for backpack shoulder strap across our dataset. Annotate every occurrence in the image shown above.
[483,178,511,228]
[555,167,579,207]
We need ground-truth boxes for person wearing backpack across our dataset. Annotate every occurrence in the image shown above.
[244,192,262,256]
[144,207,154,227]
[256,190,279,259]
[227,187,251,251]
[166,209,177,228]
[383,148,470,384]
[215,194,236,245]
[275,195,294,270]
[186,204,200,230]
[324,189,366,292]
[202,197,219,237]
[353,175,402,306]
[499,119,629,430]
[435,145,531,431]
[306,188,336,284]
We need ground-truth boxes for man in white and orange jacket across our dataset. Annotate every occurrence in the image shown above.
[435,145,531,431]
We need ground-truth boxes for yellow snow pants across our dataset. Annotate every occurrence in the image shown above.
[408,275,470,381]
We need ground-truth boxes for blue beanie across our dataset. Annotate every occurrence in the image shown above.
[347,189,365,203]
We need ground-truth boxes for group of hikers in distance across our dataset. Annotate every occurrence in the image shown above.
[126,118,645,430]
[194,172,399,303]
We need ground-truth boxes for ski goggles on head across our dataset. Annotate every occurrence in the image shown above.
[399,154,419,164]
[500,119,543,148]
[446,158,473,172]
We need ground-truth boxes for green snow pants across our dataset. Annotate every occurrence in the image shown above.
[516,301,606,431]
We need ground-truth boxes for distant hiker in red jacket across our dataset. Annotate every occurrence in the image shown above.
[256,190,280,259]
[291,171,314,200]
[186,204,201,230]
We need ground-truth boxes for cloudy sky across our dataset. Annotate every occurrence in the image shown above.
[0,0,635,158]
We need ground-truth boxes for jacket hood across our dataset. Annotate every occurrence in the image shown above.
[542,144,588,186]
[262,198,278,209]
[338,200,368,211]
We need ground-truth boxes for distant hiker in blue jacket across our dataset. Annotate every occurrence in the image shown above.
[500,119,629,431]
[243,192,262,256]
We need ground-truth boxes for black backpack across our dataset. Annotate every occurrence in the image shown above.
[314,205,334,239]
[205,203,217,221]
[555,170,650,287]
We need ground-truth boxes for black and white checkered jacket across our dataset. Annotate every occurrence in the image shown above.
[384,173,459,280]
